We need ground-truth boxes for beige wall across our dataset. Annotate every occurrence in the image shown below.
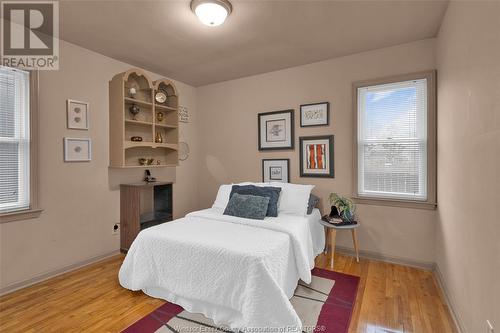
[196,39,437,264]
[0,41,199,291]
[435,2,500,332]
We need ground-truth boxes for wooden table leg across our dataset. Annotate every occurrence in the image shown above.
[329,228,337,268]
[351,229,359,262]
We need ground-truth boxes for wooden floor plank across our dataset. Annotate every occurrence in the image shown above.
[0,253,456,332]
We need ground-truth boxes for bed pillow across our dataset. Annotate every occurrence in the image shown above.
[229,185,281,217]
[223,193,270,220]
[270,182,315,216]
[212,184,233,210]
[307,194,320,215]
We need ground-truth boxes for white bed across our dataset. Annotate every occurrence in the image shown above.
[119,185,325,331]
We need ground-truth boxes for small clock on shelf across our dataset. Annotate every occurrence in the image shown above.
[155,90,167,105]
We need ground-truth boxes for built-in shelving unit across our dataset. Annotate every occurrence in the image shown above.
[109,69,179,168]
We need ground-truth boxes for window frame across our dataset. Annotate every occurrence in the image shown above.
[352,70,437,210]
[0,69,42,223]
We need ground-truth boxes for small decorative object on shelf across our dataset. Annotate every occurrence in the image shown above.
[155,90,167,104]
[129,103,140,120]
[138,158,155,166]
[329,193,356,223]
[131,136,143,142]
[155,132,163,143]
[156,160,161,165]
[156,111,164,122]
[144,169,156,182]
[129,87,137,98]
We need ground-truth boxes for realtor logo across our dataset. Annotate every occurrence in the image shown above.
[1,1,59,70]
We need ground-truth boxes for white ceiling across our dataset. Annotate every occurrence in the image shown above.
[60,0,448,86]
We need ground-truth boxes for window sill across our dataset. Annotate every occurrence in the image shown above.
[0,208,43,223]
[352,197,437,210]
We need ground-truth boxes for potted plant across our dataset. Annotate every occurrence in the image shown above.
[329,193,356,222]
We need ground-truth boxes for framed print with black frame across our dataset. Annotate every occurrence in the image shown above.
[258,109,294,150]
[299,135,334,178]
[262,159,290,183]
[300,102,329,127]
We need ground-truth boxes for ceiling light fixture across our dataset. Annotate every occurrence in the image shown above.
[191,0,232,27]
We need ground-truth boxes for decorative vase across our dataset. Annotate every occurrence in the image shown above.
[156,111,164,122]
[341,210,354,222]
[129,104,140,120]
[155,132,163,143]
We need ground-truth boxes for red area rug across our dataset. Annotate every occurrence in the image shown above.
[122,268,359,333]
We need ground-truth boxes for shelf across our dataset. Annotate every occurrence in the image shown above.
[125,97,152,107]
[124,141,178,150]
[125,119,153,126]
[155,143,178,150]
[110,69,179,168]
[155,104,177,111]
[109,164,178,169]
[140,211,172,224]
[155,123,177,129]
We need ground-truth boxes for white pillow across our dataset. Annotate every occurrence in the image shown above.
[212,184,233,209]
[270,182,315,216]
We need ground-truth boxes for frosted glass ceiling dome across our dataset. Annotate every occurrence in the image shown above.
[191,0,232,27]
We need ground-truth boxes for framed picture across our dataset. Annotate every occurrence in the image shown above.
[67,99,89,130]
[299,135,334,178]
[262,159,290,183]
[300,102,329,127]
[258,109,294,150]
[64,138,92,162]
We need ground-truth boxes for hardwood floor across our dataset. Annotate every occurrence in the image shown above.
[0,253,457,333]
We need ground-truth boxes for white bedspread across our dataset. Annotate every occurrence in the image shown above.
[119,208,324,330]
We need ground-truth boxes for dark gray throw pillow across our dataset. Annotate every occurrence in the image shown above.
[229,185,281,217]
[223,193,270,220]
[307,194,320,215]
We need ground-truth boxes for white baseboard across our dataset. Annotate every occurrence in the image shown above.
[0,250,120,296]
[335,245,435,270]
[433,263,466,333]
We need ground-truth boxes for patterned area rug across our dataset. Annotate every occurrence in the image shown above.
[122,268,359,333]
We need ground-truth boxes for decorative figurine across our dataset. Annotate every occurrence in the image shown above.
[129,87,137,98]
[156,111,164,122]
[144,169,156,182]
[131,136,143,142]
[129,103,140,120]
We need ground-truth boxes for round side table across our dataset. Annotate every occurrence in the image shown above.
[318,219,360,268]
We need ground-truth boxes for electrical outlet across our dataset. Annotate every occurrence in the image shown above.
[112,223,120,235]
[487,320,495,333]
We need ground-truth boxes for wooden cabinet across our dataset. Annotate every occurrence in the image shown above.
[120,182,173,252]
[109,68,179,168]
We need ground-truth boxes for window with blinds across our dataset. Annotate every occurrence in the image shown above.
[357,78,428,201]
[0,66,31,213]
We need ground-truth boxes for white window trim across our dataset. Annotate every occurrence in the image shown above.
[0,70,42,223]
[352,70,437,210]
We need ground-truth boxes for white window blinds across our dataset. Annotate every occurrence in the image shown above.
[357,79,428,201]
[0,66,30,213]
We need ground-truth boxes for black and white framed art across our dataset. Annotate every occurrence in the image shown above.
[67,99,89,130]
[262,159,290,183]
[258,110,294,150]
[300,102,329,127]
